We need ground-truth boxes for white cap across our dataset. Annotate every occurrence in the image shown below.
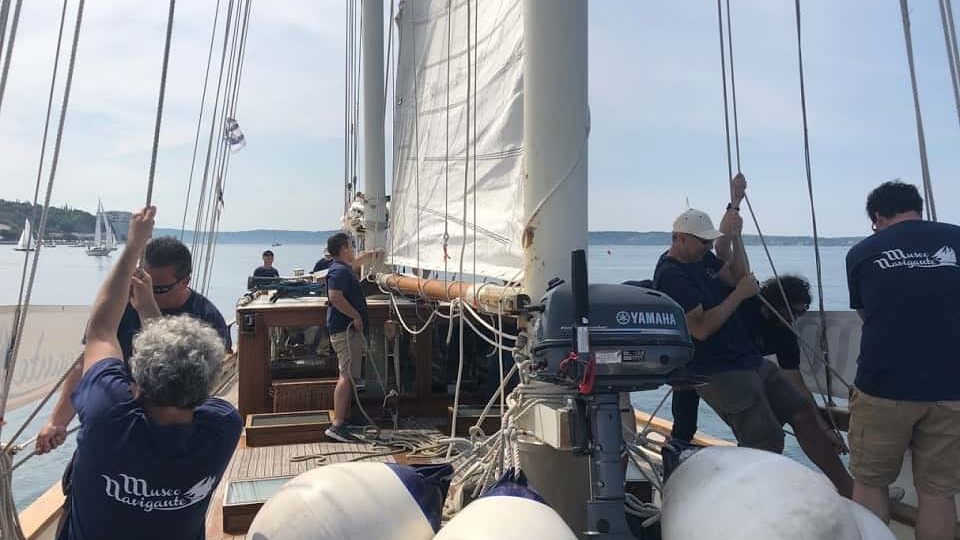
[672,209,724,240]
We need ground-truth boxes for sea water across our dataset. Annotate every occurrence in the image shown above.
[0,242,854,509]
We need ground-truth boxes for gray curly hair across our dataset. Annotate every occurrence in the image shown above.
[129,315,225,408]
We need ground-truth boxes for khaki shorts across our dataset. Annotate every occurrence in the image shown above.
[698,361,807,453]
[849,389,960,496]
[330,330,363,379]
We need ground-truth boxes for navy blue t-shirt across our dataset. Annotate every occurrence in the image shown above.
[60,359,241,540]
[739,297,801,370]
[325,260,367,334]
[313,257,333,273]
[117,290,231,360]
[252,265,279,278]
[653,251,762,374]
[846,219,960,401]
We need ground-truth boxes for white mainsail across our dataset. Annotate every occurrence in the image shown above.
[15,219,32,251]
[389,0,525,281]
[105,217,116,250]
[93,204,103,246]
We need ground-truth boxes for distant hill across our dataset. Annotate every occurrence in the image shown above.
[153,228,340,245]
[0,199,863,246]
[0,199,95,241]
[588,231,863,247]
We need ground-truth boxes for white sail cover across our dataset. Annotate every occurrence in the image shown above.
[390,0,524,281]
[0,305,88,413]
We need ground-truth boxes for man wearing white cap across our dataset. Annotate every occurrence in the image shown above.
[653,173,853,497]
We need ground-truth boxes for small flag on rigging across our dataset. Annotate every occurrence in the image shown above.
[224,117,246,153]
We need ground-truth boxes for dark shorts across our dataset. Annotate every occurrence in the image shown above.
[698,360,806,452]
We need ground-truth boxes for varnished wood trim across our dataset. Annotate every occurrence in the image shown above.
[20,483,64,540]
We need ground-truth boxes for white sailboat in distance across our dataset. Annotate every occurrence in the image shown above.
[86,201,117,257]
[13,218,35,252]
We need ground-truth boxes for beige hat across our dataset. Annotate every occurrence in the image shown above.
[673,209,724,240]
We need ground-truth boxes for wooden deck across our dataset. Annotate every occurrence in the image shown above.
[205,436,400,540]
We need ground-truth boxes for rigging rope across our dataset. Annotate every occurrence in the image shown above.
[713,0,846,440]
[0,1,11,77]
[442,0,452,273]
[715,0,734,182]
[0,0,23,118]
[196,0,243,285]
[793,0,835,400]
[190,0,236,259]
[0,0,85,432]
[5,0,70,425]
[941,0,960,127]
[0,2,85,536]
[945,0,960,124]
[199,0,250,294]
[448,0,474,457]
[898,0,938,222]
[145,0,176,207]
[723,0,741,171]
[180,0,224,239]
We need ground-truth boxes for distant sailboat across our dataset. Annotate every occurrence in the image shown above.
[13,219,35,252]
[86,202,117,257]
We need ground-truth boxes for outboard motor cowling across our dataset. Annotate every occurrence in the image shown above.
[529,283,694,391]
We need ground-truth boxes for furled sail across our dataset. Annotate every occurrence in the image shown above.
[389,0,524,281]
[0,306,88,414]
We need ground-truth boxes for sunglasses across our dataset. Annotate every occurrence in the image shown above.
[152,278,184,295]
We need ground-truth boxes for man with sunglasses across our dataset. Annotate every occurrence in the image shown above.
[36,236,231,455]
[653,173,852,497]
[55,206,241,540]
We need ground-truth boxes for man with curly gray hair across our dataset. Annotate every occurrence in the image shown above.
[57,207,242,540]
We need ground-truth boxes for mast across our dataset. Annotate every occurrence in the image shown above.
[522,0,589,300]
[362,0,387,255]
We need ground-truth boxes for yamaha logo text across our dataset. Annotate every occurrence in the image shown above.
[616,311,677,326]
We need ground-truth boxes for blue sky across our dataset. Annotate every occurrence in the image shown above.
[1,1,958,236]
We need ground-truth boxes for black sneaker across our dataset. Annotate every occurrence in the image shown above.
[352,377,367,392]
[325,423,358,443]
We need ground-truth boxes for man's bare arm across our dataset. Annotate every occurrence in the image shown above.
[685,275,758,341]
[83,208,155,374]
[35,357,81,454]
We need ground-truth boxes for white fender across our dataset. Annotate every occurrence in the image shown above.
[247,462,436,540]
[433,495,578,540]
[662,446,865,539]
[844,499,897,540]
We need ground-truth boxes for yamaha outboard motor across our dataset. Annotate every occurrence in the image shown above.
[526,250,694,539]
